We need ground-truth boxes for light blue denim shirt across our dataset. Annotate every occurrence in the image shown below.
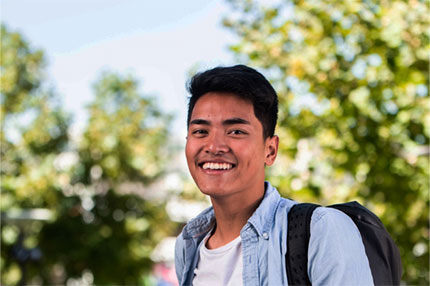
[175,182,374,286]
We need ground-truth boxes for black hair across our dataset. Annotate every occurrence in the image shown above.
[186,65,278,139]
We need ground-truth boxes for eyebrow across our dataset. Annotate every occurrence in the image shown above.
[189,117,251,126]
[223,118,251,126]
[189,119,210,126]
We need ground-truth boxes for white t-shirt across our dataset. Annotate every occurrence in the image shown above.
[193,232,243,286]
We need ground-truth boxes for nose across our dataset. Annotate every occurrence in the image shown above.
[204,132,229,155]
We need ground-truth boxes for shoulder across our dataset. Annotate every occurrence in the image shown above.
[311,206,358,232]
[308,207,373,284]
[309,206,365,256]
[310,206,364,250]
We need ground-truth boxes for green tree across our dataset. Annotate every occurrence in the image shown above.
[1,25,178,285]
[224,0,429,284]
[37,72,176,285]
[1,24,71,284]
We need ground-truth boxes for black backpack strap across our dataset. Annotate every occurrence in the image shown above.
[286,203,319,286]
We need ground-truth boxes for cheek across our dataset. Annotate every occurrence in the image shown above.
[185,141,193,162]
[238,147,262,168]
[185,139,200,165]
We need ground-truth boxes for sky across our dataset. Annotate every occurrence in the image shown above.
[1,0,238,140]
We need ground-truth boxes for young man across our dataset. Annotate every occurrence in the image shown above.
[175,65,373,285]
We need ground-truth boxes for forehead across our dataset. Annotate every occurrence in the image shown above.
[191,92,255,119]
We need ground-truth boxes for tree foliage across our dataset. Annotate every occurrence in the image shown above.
[1,24,71,285]
[1,25,45,116]
[36,71,175,285]
[224,0,429,284]
[1,25,177,285]
[1,25,70,209]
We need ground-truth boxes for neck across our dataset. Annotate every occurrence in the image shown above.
[206,187,265,249]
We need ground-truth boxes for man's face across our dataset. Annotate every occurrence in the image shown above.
[185,92,278,199]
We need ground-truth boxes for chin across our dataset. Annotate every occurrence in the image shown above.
[196,182,231,197]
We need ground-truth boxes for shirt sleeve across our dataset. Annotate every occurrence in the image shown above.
[174,233,185,284]
[308,207,374,285]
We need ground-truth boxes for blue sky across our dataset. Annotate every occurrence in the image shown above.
[2,0,237,139]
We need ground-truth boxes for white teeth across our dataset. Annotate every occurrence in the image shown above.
[202,162,233,170]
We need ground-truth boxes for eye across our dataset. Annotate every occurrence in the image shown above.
[191,129,208,137]
[228,129,247,136]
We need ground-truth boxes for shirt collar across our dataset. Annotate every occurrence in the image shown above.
[182,206,215,239]
[182,181,281,239]
[246,181,281,237]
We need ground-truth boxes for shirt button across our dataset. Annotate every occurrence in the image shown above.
[262,232,269,240]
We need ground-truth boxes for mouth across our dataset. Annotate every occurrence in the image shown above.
[198,161,236,171]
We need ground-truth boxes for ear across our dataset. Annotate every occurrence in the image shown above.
[264,135,279,166]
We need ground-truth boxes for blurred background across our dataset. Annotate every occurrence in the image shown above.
[0,0,428,285]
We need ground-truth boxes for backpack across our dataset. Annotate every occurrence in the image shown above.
[285,201,402,285]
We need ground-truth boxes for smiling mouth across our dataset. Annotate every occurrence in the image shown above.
[199,162,235,170]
